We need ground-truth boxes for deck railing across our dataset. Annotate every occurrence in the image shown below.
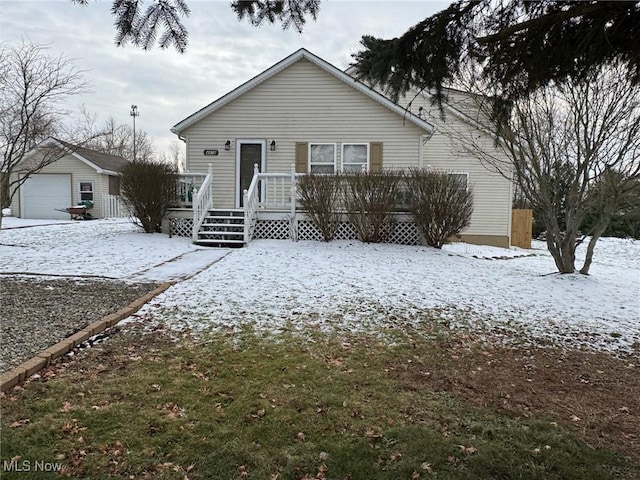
[173,173,207,208]
[192,165,213,242]
[244,164,298,242]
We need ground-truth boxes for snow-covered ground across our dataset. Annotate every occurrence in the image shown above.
[1,217,638,353]
[0,217,229,281]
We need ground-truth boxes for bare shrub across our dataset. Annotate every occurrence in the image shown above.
[343,171,400,242]
[120,159,177,233]
[297,174,341,241]
[408,168,473,248]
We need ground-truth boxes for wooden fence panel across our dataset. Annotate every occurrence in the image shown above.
[511,209,533,248]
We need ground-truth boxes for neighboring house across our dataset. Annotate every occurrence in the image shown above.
[170,48,513,248]
[9,138,129,220]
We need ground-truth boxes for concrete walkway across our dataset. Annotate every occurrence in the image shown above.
[128,248,233,282]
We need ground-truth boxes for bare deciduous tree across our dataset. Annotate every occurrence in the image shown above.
[158,141,186,171]
[73,112,155,162]
[456,63,640,274]
[0,41,90,229]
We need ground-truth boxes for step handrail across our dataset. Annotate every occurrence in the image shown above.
[192,164,213,242]
[243,164,260,243]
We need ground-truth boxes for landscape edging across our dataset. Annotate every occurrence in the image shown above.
[0,281,174,393]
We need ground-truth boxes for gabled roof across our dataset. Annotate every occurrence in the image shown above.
[172,48,435,135]
[56,139,129,174]
[22,138,129,175]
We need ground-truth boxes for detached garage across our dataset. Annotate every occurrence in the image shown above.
[10,138,129,220]
[20,174,72,220]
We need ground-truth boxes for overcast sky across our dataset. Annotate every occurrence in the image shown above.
[2,0,448,156]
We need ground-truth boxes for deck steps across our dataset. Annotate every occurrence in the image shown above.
[195,209,245,248]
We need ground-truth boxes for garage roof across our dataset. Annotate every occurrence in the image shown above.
[56,139,129,174]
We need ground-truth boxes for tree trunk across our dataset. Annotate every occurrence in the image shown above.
[579,222,609,274]
[546,229,576,273]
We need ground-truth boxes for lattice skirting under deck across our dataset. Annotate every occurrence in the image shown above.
[254,219,423,245]
[169,217,194,238]
[253,219,290,240]
[169,215,424,246]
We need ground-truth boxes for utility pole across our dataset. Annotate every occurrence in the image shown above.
[130,105,139,162]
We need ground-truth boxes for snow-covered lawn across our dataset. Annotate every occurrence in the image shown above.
[2,217,638,353]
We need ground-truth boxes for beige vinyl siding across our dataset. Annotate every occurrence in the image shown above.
[181,58,425,208]
[382,87,513,240]
[10,153,110,218]
[411,92,512,239]
[421,130,512,238]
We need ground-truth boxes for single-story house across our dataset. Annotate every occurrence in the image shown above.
[9,138,129,220]
[169,48,513,247]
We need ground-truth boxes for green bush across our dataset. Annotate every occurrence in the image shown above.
[120,159,177,233]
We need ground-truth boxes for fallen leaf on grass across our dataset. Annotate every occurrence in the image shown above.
[60,401,73,413]
[458,445,477,455]
[9,419,30,428]
[62,419,87,434]
[237,465,249,479]
[364,427,383,440]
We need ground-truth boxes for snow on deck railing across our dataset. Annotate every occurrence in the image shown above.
[192,164,213,242]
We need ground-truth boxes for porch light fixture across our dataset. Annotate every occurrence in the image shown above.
[224,140,231,151]
[270,140,276,151]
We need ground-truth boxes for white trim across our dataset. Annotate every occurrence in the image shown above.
[447,172,470,191]
[78,180,95,203]
[17,137,121,175]
[171,49,435,136]
[235,139,266,208]
[308,143,337,174]
[341,143,369,173]
[19,173,25,218]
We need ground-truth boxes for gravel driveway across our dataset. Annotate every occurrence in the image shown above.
[0,277,158,373]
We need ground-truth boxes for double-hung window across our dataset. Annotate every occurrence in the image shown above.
[342,143,369,173]
[79,181,94,202]
[309,143,336,173]
[448,173,469,190]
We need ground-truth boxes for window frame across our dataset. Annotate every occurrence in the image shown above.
[78,181,94,202]
[447,172,469,191]
[308,143,337,174]
[341,143,370,173]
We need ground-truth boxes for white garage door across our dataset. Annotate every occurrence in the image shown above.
[21,174,72,219]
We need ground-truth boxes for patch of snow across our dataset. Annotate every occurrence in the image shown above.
[134,238,639,353]
[0,218,214,280]
[2,220,638,353]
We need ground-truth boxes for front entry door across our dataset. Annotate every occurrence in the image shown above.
[237,140,265,207]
